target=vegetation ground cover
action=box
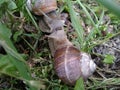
[0,0,120,90]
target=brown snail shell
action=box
[48,30,96,85]
[54,46,96,85]
[27,0,57,15]
[54,46,81,85]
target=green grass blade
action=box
[96,9,105,27]
[77,0,96,27]
[88,78,120,89]
[66,0,84,48]
[96,0,120,17]
[84,4,99,24]
[77,0,101,45]
[25,6,40,32]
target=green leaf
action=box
[0,24,30,79]
[63,85,69,90]
[8,0,17,10]
[28,80,46,90]
[74,78,85,90]
[103,54,115,64]
[0,54,20,77]
[0,23,16,51]
[13,30,23,42]
[0,23,12,38]
[0,23,37,90]
[0,0,6,5]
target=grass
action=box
[0,0,120,90]
[96,0,120,18]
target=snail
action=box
[26,0,57,15]
[48,30,96,85]
[27,0,64,33]
[27,0,96,85]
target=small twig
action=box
[96,70,107,79]
[90,31,120,49]
[22,37,36,53]
[103,43,120,53]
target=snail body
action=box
[27,0,57,15]
[26,0,96,85]
[48,30,96,85]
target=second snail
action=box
[27,0,57,15]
